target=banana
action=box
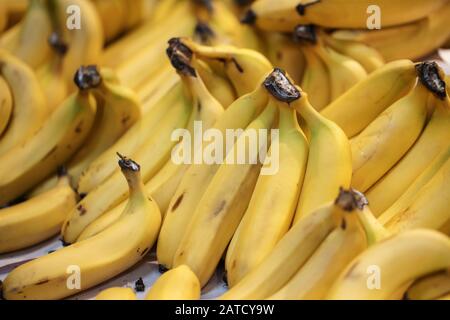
[173,101,277,286]
[381,150,450,233]
[321,31,384,74]
[2,155,161,300]
[321,59,418,138]
[95,287,137,300]
[0,74,12,136]
[367,87,450,215]
[0,51,48,154]
[312,41,367,102]
[50,0,103,90]
[145,265,201,300]
[265,32,305,85]
[351,73,432,192]
[243,0,448,31]
[379,146,450,226]
[275,70,352,223]
[36,34,69,113]
[77,82,184,195]
[31,68,142,195]
[332,2,450,62]
[176,38,273,96]
[268,189,367,300]
[220,192,348,299]
[0,170,77,254]
[4,0,52,68]
[157,85,268,270]
[405,271,450,300]
[62,87,191,244]
[0,2,7,33]
[91,0,126,43]
[225,98,308,287]
[0,66,97,206]
[327,229,450,300]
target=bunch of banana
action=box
[220,188,369,300]
[0,169,77,254]
[0,66,98,206]
[332,1,450,61]
[327,229,450,300]
[145,265,201,300]
[62,40,226,244]
[2,155,161,300]
[225,91,308,287]
[242,0,448,31]
[367,75,450,215]
[96,287,137,300]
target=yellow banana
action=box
[177,38,273,96]
[0,66,97,206]
[0,2,7,33]
[145,265,201,300]
[157,85,268,269]
[321,59,418,138]
[2,155,161,300]
[62,88,191,244]
[282,71,352,223]
[367,89,450,215]
[0,171,77,254]
[269,189,367,300]
[226,98,308,287]
[77,82,184,195]
[4,0,52,68]
[382,151,450,233]
[405,271,450,300]
[95,287,137,300]
[243,0,448,31]
[0,74,12,136]
[332,2,450,62]
[327,229,450,300]
[0,51,48,154]
[322,31,384,74]
[220,192,349,299]
[300,43,330,111]
[351,76,431,192]
[173,101,277,286]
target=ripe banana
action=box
[95,287,137,300]
[62,88,191,243]
[173,101,277,286]
[2,155,161,300]
[381,149,450,233]
[0,2,7,34]
[332,2,450,62]
[220,192,349,299]
[0,74,12,136]
[327,229,450,300]
[4,0,52,68]
[243,0,448,31]
[176,38,273,96]
[321,59,418,138]
[278,71,352,223]
[367,89,450,215]
[157,85,268,269]
[0,66,97,206]
[268,189,367,300]
[0,171,77,254]
[351,75,431,192]
[321,31,384,74]
[405,271,450,300]
[145,265,201,300]
[225,98,308,287]
[0,51,49,154]
[300,43,330,111]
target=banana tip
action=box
[416,62,447,100]
[117,153,140,172]
[263,68,301,103]
[241,9,256,24]
[166,38,196,77]
[74,65,102,91]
